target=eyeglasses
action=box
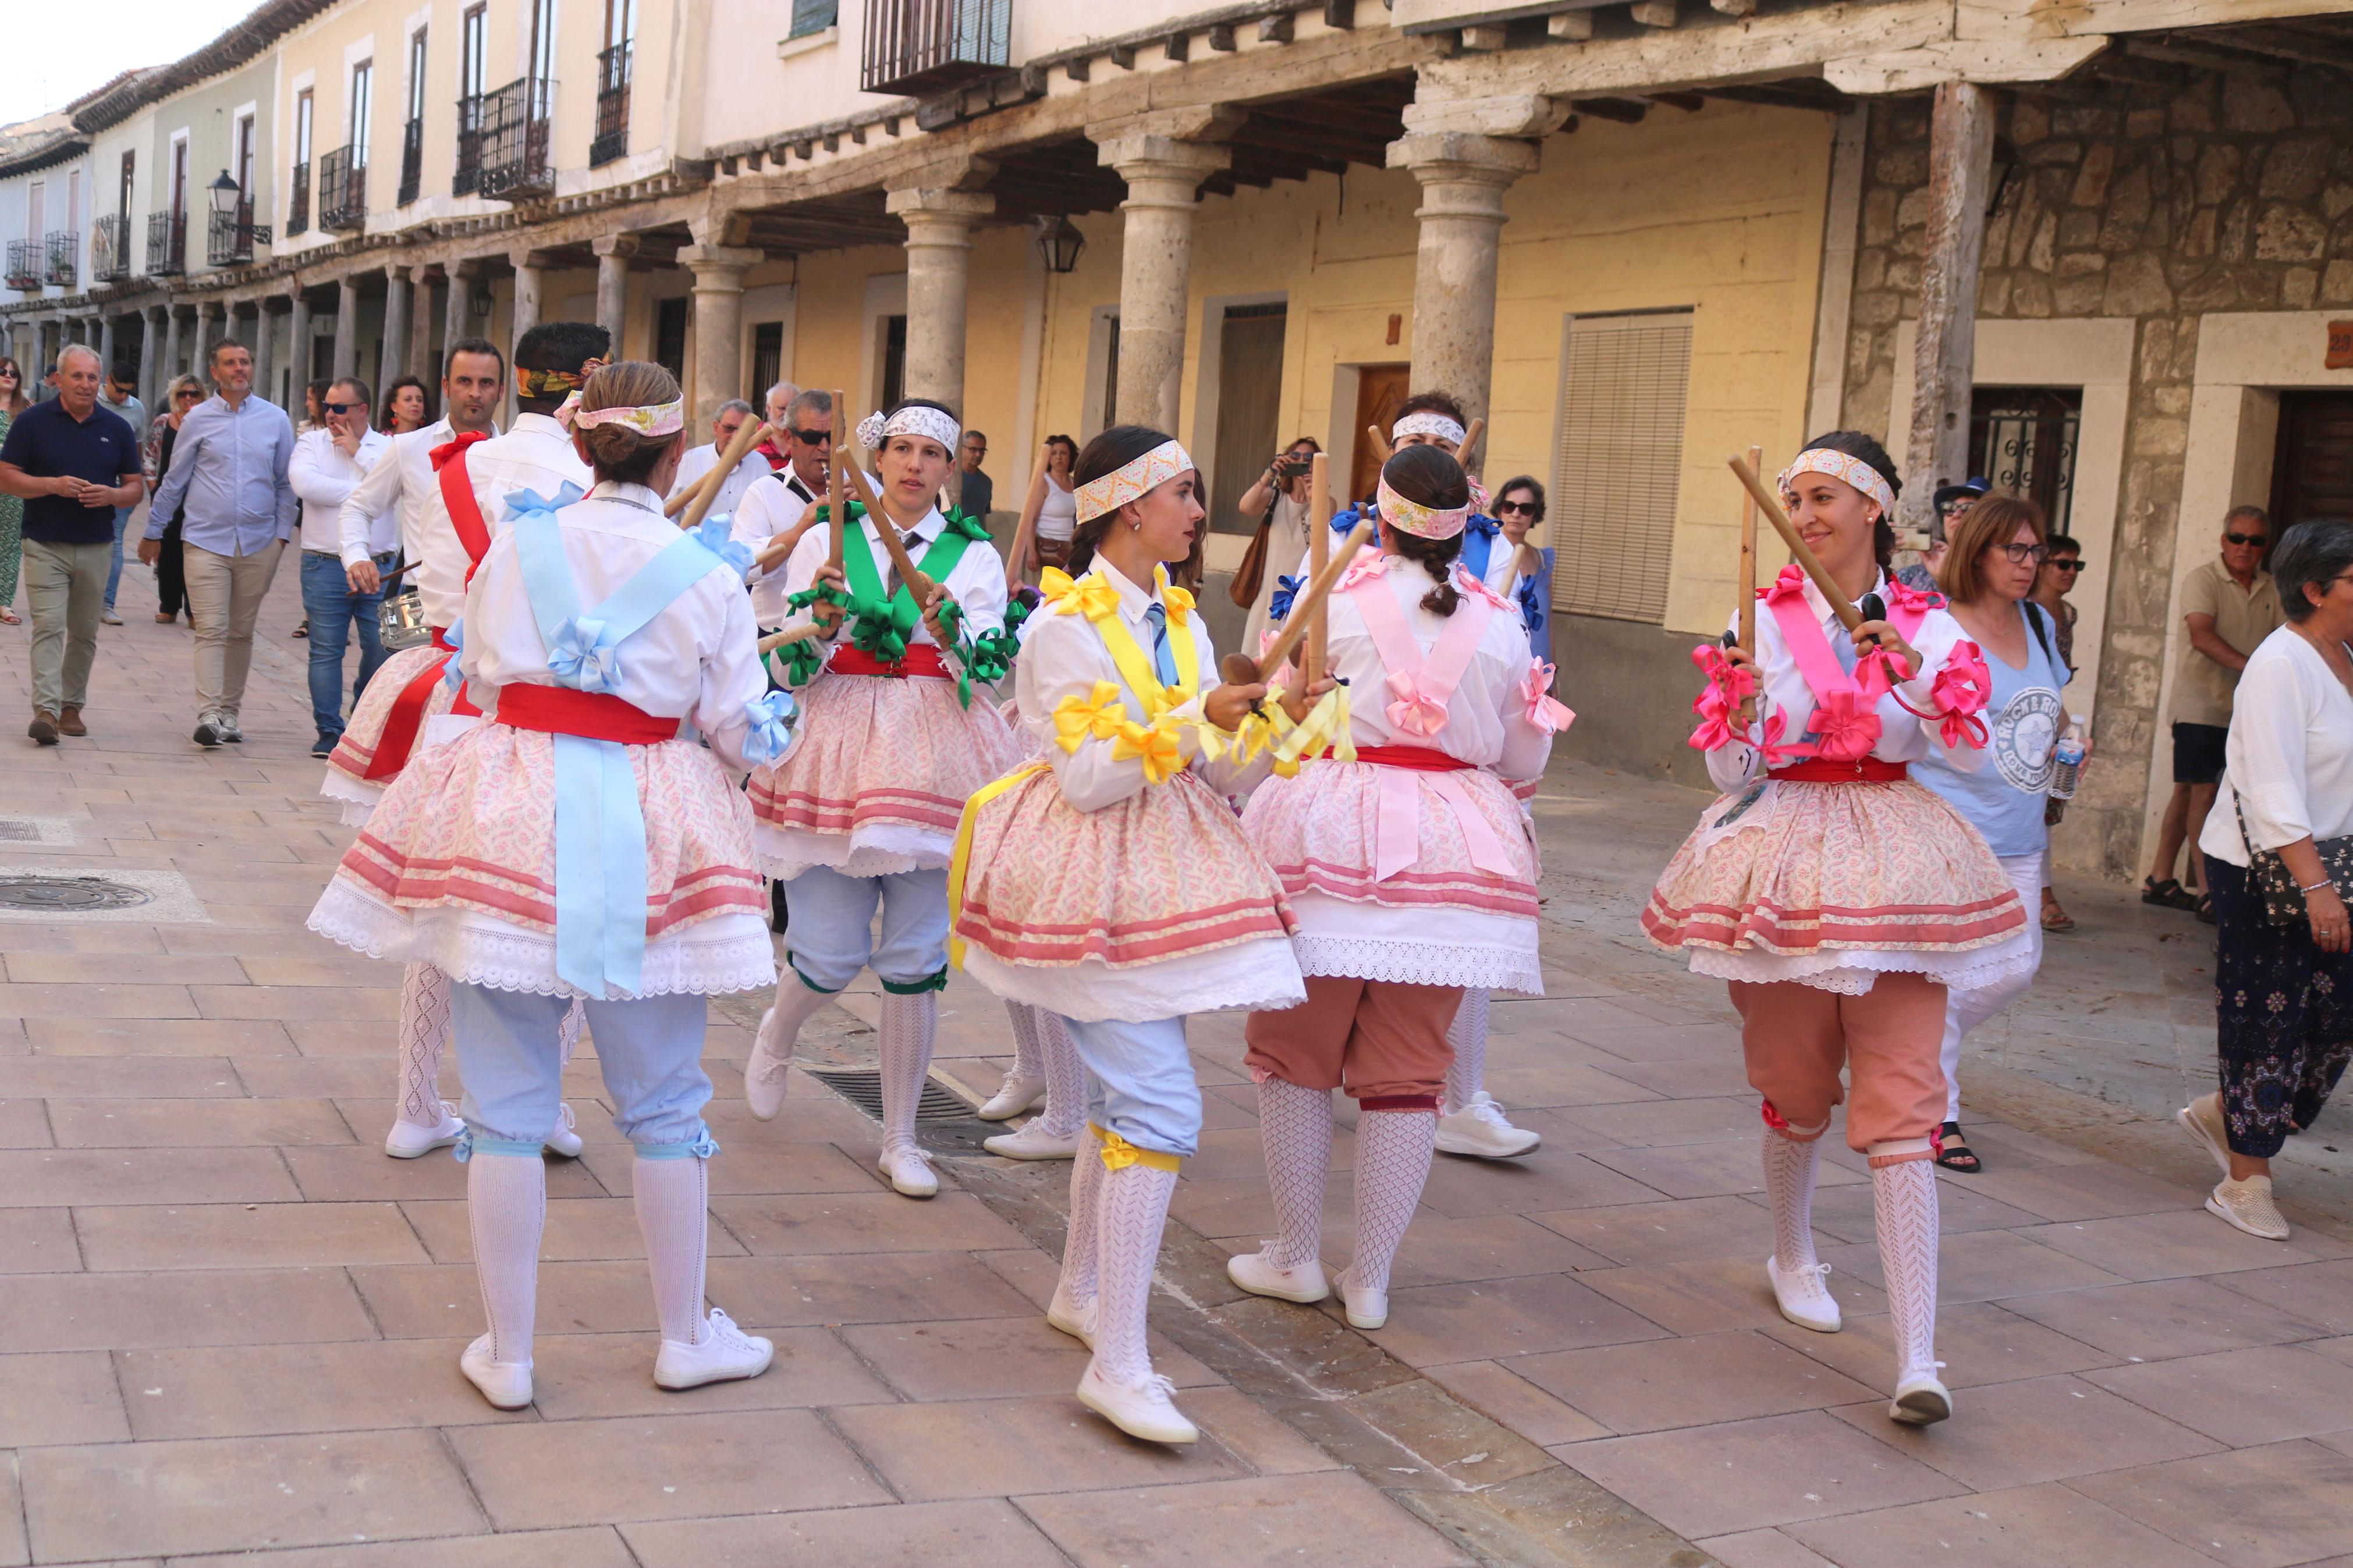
[1998,542,2050,565]
[2226,531,2268,547]
[789,427,830,445]
[1494,500,1538,517]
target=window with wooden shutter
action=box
[1549,309,1694,625]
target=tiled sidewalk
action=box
[1,560,2349,1567]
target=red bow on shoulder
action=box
[430,431,490,471]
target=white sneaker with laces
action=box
[654,1307,775,1390]
[460,1333,533,1409]
[744,1015,794,1121]
[1226,1249,1330,1304]
[1335,1267,1389,1331]
[543,1102,583,1158]
[1076,1364,1198,1445]
[879,1144,939,1198]
[978,1072,1048,1122]
[2208,1174,2291,1240]
[1890,1367,1953,1425]
[1765,1256,1842,1334]
[1434,1093,1541,1159]
[385,1101,465,1159]
[984,1119,1080,1160]
[1045,1286,1097,1348]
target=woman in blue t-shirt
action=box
[1914,494,2070,1174]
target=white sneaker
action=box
[1765,1256,1842,1334]
[2208,1174,2291,1240]
[1335,1267,1389,1331]
[1076,1364,1198,1445]
[1046,1286,1097,1349]
[2177,1093,2231,1178]
[654,1307,774,1390]
[984,1120,1080,1160]
[460,1333,533,1409]
[979,1072,1048,1121]
[1890,1368,1953,1426]
[385,1102,464,1159]
[1226,1248,1329,1304]
[744,1012,794,1121]
[543,1101,583,1159]
[879,1144,939,1198]
[1434,1093,1541,1160]
[217,713,244,742]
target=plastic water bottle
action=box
[2049,715,2087,801]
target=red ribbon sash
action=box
[494,683,680,744]
[1767,758,1909,783]
[1324,744,1474,772]
[828,644,950,680]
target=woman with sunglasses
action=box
[141,375,207,624]
[1912,494,2071,1175]
[0,358,26,624]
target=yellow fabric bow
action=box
[1160,579,1195,625]
[1052,681,1130,755]
[1040,567,1122,622]
[1112,716,1187,784]
[1095,1125,1181,1172]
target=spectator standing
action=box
[957,429,994,518]
[96,367,148,627]
[1236,437,1327,652]
[754,381,800,472]
[140,340,298,749]
[379,376,430,434]
[0,355,27,625]
[1013,433,1078,580]
[1895,475,1985,593]
[2032,532,2085,932]
[0,344,144,744]
[290,376,394,758]
[2145,506,2282,919]
[668,399,766,517]
[143,375,206,624]
[300,379,330,435]
[733,389,835,597]
[2180,520,2353,1242]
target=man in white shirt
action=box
[339,336,506,596]
[290,377,395,756]
[667,399,766,520]
[739,389,836,627]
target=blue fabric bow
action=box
[692,513,756,577]
[439,618,466,690]
[1268,573,1304,623]
[546,615,623,693]
[740,689,798,766]
[502,482,587,525]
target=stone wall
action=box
[1839,65,2353,877]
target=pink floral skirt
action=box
[320,643,468,823]
[1242,759,1541,919]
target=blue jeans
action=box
[450,983,715,1155]
[104,507,130,608]
[781,864,951,992]
[1059,1015,1202,1159]
[299,550,389,738]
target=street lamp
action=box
[207,169,272,254]
[1036,214,1086,275]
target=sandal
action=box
[0,607,18,625]
[2141,876,2200,912]
[2041,897,2076,933]
[1935,1122,1982,1174]
[2196,891,2217,926]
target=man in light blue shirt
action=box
[140,339,297,748]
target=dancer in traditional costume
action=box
[308,361,786,1409]
[321,324,606,1162]
[951,423,1311,1444]
[741,399,1021,1200]
[1642,431,2027,1427]
[1227,444,1564,1333]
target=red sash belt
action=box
[364,627,481,781]
[1322,744,1473,772]
[828,643,950,680]
[494,684,680,744]
[1768,758,1909,783]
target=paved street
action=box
[0,557,2349,1567]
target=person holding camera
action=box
[1237,438,1327,653]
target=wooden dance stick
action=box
[1220,514,1378,689]
[1458,416,1485,474]
[1304,453,1333,685]
[835,455,936,601]
[1364,424,1391,465]
[757,623,825,655]
[1736,443,1761,723]
[668,418,775,524]
[825,389,849,570]
[1727,453,1864,635]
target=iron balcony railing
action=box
[43,232,77,289]
[453,94,484,195]
[146,212,186,276]
[318,145,367,232]
[591,41,630,168]
[860,0,1010,96]
[399,116,424,205]
[478,76,555,200]
[286,160,311,235]
[207,201,256,267]
[3,239,38,291]
[91,214,129,282]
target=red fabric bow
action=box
[430,431,490,471]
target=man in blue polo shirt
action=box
[0,344,144,745]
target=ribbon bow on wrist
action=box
[740,689,798,765]
[1521,660,1576,733]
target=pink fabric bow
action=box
[1336,548,1390,592]
[1761,561,1813,608]
[1385,670,1453,737]
[1926,639,1993,748]
[1798,687,1884,762]
[1522,661,1576,733]
[1883,578,1947,618]
[1687,643,1755,752]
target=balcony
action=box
[479,77,555,201]
[399,116,424,205]
[286,161,311,236]
[43,232,77,289]
[453,95,483,195]
[146,212,186,277]
[207,201,256,267]
[591,42,630,168]
[860,0,1010,97]
[91,215,129,283]
[318,145,367,232]
[3,240,37,291]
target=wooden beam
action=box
[1463,24,1509,49]
[1651,90,1705,110]
[1209,23,1238,49]
[1165,31,1191,60]
[1324,0,1357,27]
[1630,1,1680,27]
[1548,10,1594,39]
[1064,55,1091,82]
[1422,0,1946,97]
[1259,13,1294,42]
[1571,96,1648,122]
[1110,42,1137,68]
[2126,37,2287,81]
[1710,0,1758,13]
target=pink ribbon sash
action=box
[1346,578,1511,883]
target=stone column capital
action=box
[1385,131,1543,187]
[1091,133,1233,189]
[677,244,762,285]
[507,247,560,273]
[385,262,411,282]
[1399,94,1574,141]
[885,187,997,223]
[591,233,644,259]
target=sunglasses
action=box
[2048,559,2085,572]
[1494,500,1539,517]
[324,401,363,415]
[789,427,831,444]
[2226,531,2268,547]
[175,390,203,400]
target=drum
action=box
[378,586,431,650]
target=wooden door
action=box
[1350,363,1409,503]
[2271,392,2353,529]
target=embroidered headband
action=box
[1074,439,1195,524]
[1779,447,1896,521]
[571,398,685,437]
[1376,475,1471,541]
[856,405,961,456]
[1392,411,1467,446]
[517,362,601,399]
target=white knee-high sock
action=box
[395,962,452,1130]
[1349,1110,1436,1295]
[634,1155,710,1347]
[467,1153,546,1366]
[757,975,833,1062]
[1256,1078,1333,1270]
[1762,1128,1824,1274]
[558,998,584,1068]
[1056,1127,1106,1306]
[1443,990,1491,1116]
[878,992,937,1158]
[1037,1011,1088,1140]
[1092,1161,1178,1386]
[1873,1157,1942,1382]
[1005,1001,1045,1082]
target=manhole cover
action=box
[0,876,153,912]
[803,1068,998,1154]
[0,821,39,842]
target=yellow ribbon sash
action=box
[946,758,1051,971]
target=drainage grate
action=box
[0,876,153,912]
[0,822,39,842]
[803,1069,1001,1154]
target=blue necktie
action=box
[1143,603,1178,687]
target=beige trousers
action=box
[182,539,286,720]
[22,538,109,715]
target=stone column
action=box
[138,305,165,406]
[1091,114,1236,431]
[251,300,276,408]
[676,241,762,426]
[161,308,184,386]
[1898,80,1996,541]
[509,249,546,357]
[1385,131,1541,431]
[196,301,226,377]
[886,185,995,412]
[332,275,360,380]
[36,321,59,389]
[443,261,477,362]
[592,236,636,353]
[381,265,411,385]
[409,269,436,388]
[288,291,313,389]
[98,315,118,380]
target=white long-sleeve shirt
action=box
[337,417,487,568]
[459,482,768,773]
[413,413,590,630]
[2201,625,2353,868]
[769,499,1008,663]
[740,468,824,626]
[668,442,771,521]
[291,427,394,555]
